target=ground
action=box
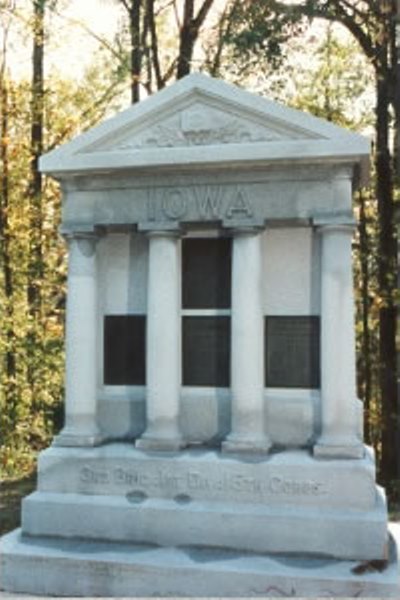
[0,472,36,537]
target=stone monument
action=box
[1,74,399,597]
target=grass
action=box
[0,470,37,536]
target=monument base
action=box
[1,525,399,597]
[18,444,388,561]
[21,488,388,560]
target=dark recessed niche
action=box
[182,316,230,387]
[182,238,232,309]
[265,316,320,389]
[104,315,146,385]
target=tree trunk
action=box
[146,0,164,90]
[176,0,215,79]
[129,0,142,103]
[177,0,195,79]
[358,190,372,444]
[28,0,45,314]
[375,67,399,486]
[393,0,400,180]
[0,60,17,420]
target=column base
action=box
[53,429,103,448]
[314,439,365,459]
[221,435,272,455]
[135,435,184,452]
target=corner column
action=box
[222,228,271,454]
[136,229,183,451]
[314,224,364,458]
[53,232,102,447]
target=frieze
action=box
[62,179,347,231]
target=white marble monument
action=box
[1,74,399,597]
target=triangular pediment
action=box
[40,73,369,175]
[82,95,324,154]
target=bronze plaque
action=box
[104,315,146,385]
[183,316,230,387]
[182,238,232,309]
[265,316,320,388]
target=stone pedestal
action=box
[1,445,399,597]
[9,444,387,560]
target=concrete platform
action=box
[1,524,399,597]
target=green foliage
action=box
[0,46,128,478]
[0,76,65,477]
[204,0,306,81]
[285,27,374,131]
[223,0,304,68]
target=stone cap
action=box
[40,73,370,183]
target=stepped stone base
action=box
[1,526,399,597]
[19,443,388,560]
[22,489,388,560]
[1,443,396,597]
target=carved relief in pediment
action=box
[107,102,314,152]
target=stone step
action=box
[22,488,388,560]
[1,527,399,597]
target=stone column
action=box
[53,232,102,447]
[222,228,271,454]
[314,224,364,458]
[136,230,183,451]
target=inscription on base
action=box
[79,466,328,498]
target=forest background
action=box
[0,0,399,529]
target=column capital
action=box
[313,216,356,233]
[63,230,102,256]
[230,225,265,237]
[61,227,101,240]
[138,221,183,236]
[64,232,101,278]
[145,228,183,239]
[222,217,266,233]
